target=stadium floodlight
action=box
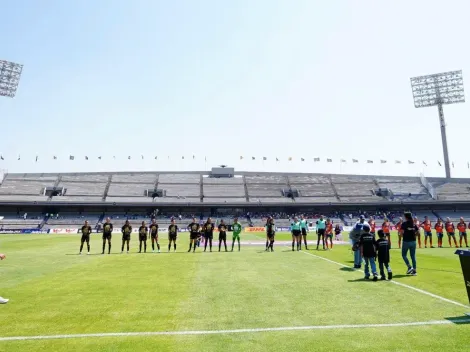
[410,70,465,179]
[0,60,23,98]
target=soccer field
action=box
[1,232,470,352]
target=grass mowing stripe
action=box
[298,249,470,309]
[1,319,469,342]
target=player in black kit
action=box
[79,220,92,255]
[203,217,214,252]
[138,221,148,253]
[149,219,160,253]
[102,218,113,254]
[188,217,200,253]
[218,219,228,252]
[266,217,276,252]
[168,219,178,252]
[121,220,132,254]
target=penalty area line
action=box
[298,250,470,309]
[1,319,469,342]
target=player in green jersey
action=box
[300,215,309,250]
[231,217,242,251]
[291,217,302,251]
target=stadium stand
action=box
[432,182,470,201]
[107,183,154,197]
[0,179,51,195]
[58,182,107,196]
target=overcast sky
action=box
[1,0,470,178]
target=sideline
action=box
[1,319,469,342]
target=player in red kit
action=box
[434,219,444,248]
[413,217,422,248]
[395,217,403,249]
[369,217,376,238]
[382,218,391,247]
[445,218,458,248]
[421,216,434,248]
[457,217,468,248]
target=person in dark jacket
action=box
[376,230,392,280]
[358,223,378,281]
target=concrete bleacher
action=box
[249,197,294,203]
[159,183,200,197]
[0,180,51,195]
[107,183,154,197]
[245,175,288,184]
[294,183,335,197]
[203,184,245,197]
[432,182,470,201]
[61,174,109,182]
[380,182,427,194]
[105,196,153,203]
[158,174,200,184]
[52,196,103,202]
[0,195,49,202]
[5,174,58,181]
[0,213,43,229]
[203,197,246,203]
[295,196,338,203]
[246,184,282,197]
[59,182,107,196]
[112,173,157,183]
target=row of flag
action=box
[0,154,468,168]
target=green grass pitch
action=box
[1,231,470,351]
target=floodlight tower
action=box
[410,70,465,179]
[0,60,23,98]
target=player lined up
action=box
[81,217,246,254]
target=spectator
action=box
[401,212,419,276]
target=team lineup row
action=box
[78,217,244,254]
[75,215,470,255]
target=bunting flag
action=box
[240,156,243,160]
[452,162,455,168]
[288,157,292,161]
[36,156,38,162]
[352,159,358,163]
[263,157,267,161]
[98,156,102,160]
[113,156,116,159]
[128,156,131,160]
[141,155,144,160]
[252,157,255,160]
[395,160,401,164]
[408,160,415,164]
[422,161,427,166]
[341,159,346,163]
[276,158,279,162]
[0,155,4,160]
[18,155,21,161]
[380,160,387,164]
[327,158,332,163]
[367,160,373,164]
[205,156,207,161]
[301,158,305,162]
[193,155,195,160]
[85,156,89,160]
[467,162,469,169]
[53,156,57,160]
[314,157,320,162]
[69,155,74,161]
[438,161,442,166]
[154,156,157,160]
[182,156,184,160]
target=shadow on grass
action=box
[340,267,356,272]
[445,316,470,325]
[347,278,380,283]
[391,274,414,279]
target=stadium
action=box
[3,1,470,351]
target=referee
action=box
[316,215,326,250]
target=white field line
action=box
[298,250,470,309]
[1,319,469,342]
